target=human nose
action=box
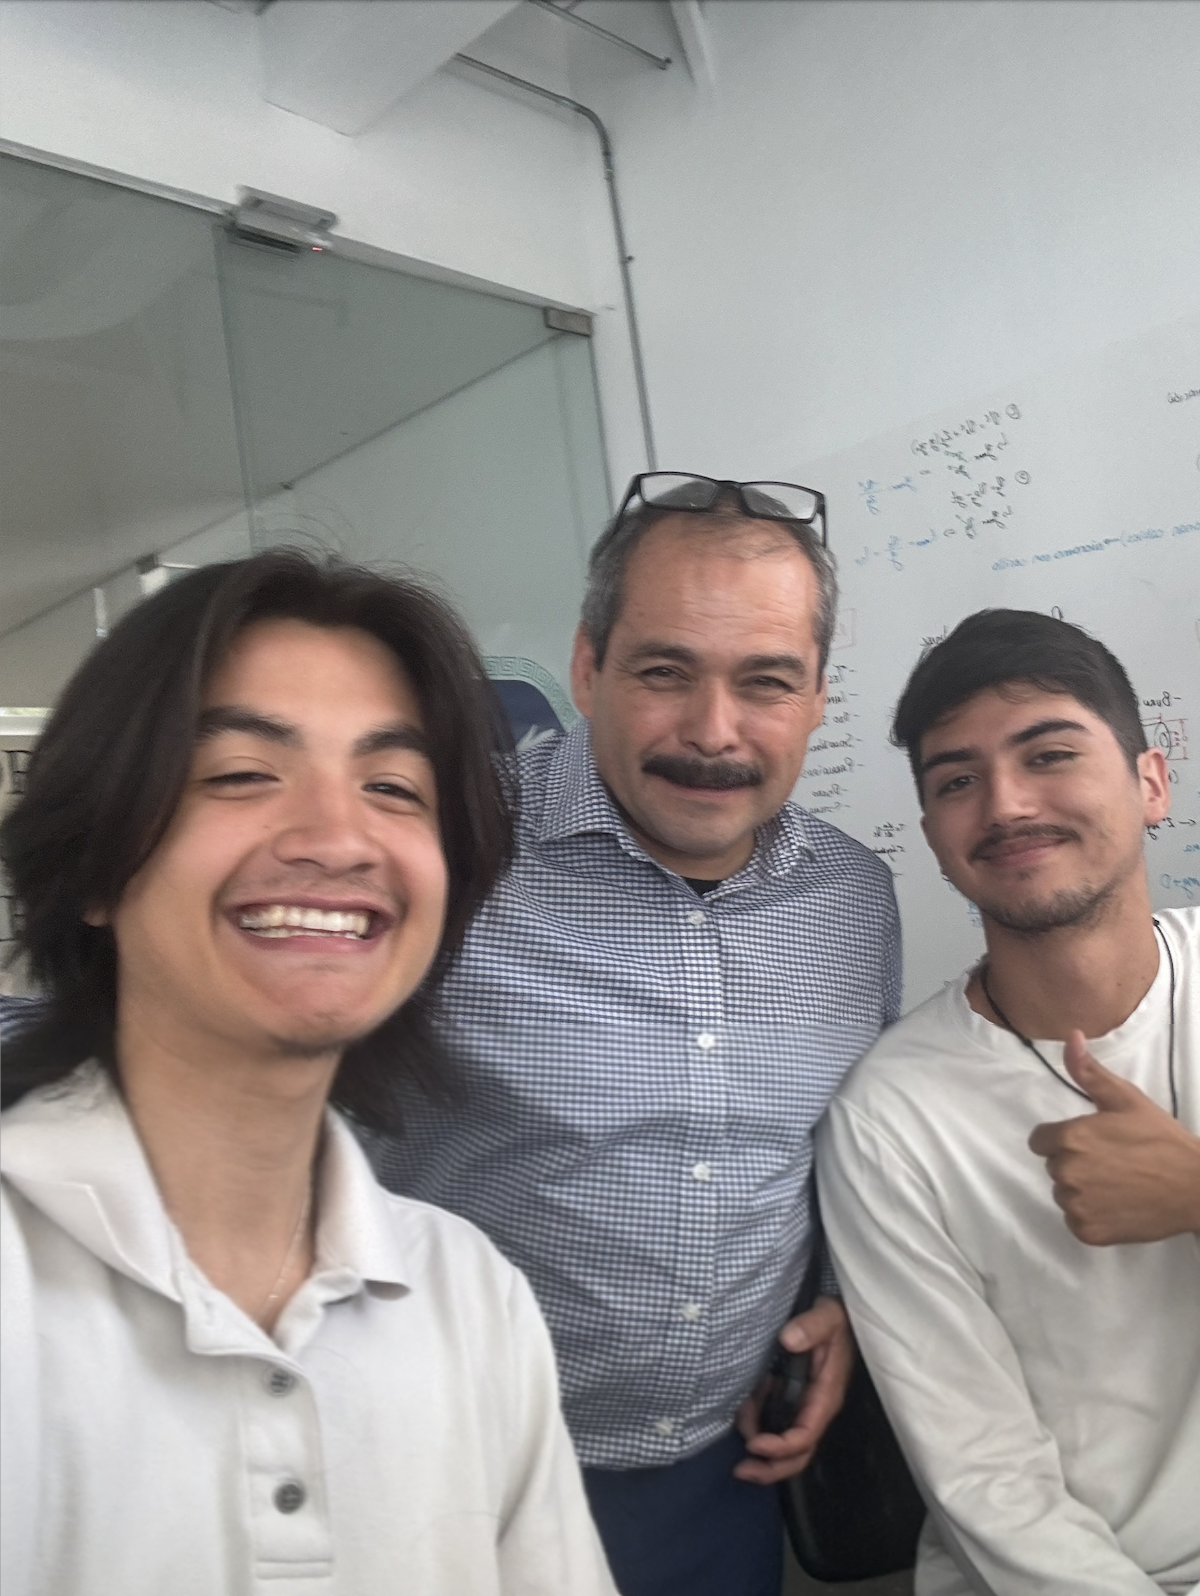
[981,761,1040,828]
[678,681,740,757]
[272,770,381,875]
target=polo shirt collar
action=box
[535,718,815,881]
[1,1065,410,1306]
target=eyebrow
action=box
[196,706,429,760]
[919,717,1092,776]
[741,653,808,679]
[196,706,298,746]
[624,643,808,678]
[352,721,430,759]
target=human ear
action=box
[1137,747,1170,826]
[570,626,599,720]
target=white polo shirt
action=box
[0,1066,616,1596]
[818,907,1200,1596]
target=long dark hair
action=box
[0,551,515,1130]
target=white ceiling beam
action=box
[259,0,523,136]
[669,0,715,88]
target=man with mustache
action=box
[377,475,901,1596]
[818,609,1200,1595]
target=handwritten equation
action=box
[852,405,1031,572]
[798,661,862,818]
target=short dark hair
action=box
[580,487,839,677]
[0,551,515,1130]
[892,608,1147,798]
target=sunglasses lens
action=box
[638,473,718,510]
[742,483,821,522]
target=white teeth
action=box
[238,906,372,938]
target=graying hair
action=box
[580,487,839,676]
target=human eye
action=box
[1029,747,1078,768]
[199,766,278,794]
[743,674,795,697]
[363,779,425,805]
[933,771,975,798]
[637,665,685,687]
[362,760,434,810]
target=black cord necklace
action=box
[978,918,1179,1117]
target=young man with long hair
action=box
[0,553,615,1596]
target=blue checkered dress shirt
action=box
[375,720,901,1469]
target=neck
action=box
[116,1008,337,1329]
[968,883,1160,1041]
[635,827,752,881]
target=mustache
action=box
[641,754,764,790]
[969,824,1080,863]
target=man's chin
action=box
[976,880,1116,936]
[263,1009,395,1060]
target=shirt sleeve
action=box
[816,1099,1164,1596]
[879,877,903,1026]
[496,1264,617,1596]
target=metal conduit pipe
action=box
[454,52,658,471]
[526,1,672,71]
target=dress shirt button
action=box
[687,909,706,927]
[264,1367,296,1397]
[681,1301,702,1322]
[274,1481,306,1514]
[654,1418,677,1436]
[696,1032,717,1050]
[690,1162,712,1182]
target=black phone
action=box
[759,1343,810,1435]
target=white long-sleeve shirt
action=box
[817,906,1200,1596]
[0,1066,616,1596]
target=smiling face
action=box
[571,517,828,879]
[106,619,448,1067]
[917,684,1169,934]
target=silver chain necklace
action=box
[255,1180,315,1329]
[979,918,1179,1118]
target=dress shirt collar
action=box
[1,1064,411,1314]
[536,717,815,883]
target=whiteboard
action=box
[793,314,1200,1009]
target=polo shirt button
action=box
[274,1481,306,1514]
[696,1032,717,1050]
[654,1418,676,1436]
[681,1301,702,1322]
[691,1162,712,1181]
[264,1367,296,1397]
[687,909,706,927]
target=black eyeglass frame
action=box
[615,472,828,548]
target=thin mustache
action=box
[641,754,764,790]
[970,824,1079,862]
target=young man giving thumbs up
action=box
[817,610,1200,1596]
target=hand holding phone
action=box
[759,1341,810,1434]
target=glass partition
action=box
[0,155,250,705]
[216,231,608,699]
[0,151,610,724]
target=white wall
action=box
[0,0,595,309]
[4,0,1198,602]
[567,0,1200,477]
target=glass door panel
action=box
[215,234,610,710]
[0,155,250,706]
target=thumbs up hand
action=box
[1027,1032,1200,1245]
